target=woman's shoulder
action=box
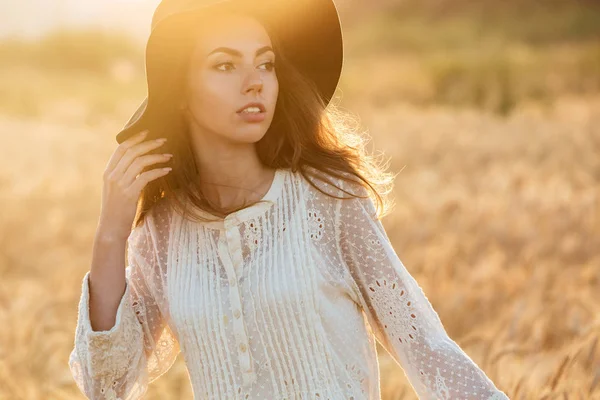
[128,197,173,250]
[297,166,369,200]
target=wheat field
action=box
[1,1,599,399]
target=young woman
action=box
[68,0,510,399]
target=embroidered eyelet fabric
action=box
[69,167,509,400]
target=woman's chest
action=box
[164,213,341,335]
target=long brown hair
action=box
[132,14,396,229]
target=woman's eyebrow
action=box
[207,45,274,58]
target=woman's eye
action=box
[214,61,275,72]
[259,61,275,71]
[215,62,234,71]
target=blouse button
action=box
[239,343,247,352]
[229,278,237,286]
[233,309,241,318]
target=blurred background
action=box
[1,0,599,398]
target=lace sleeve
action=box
[68,219,180,400]
[335,186,509,400]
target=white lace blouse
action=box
[69,167,509,400]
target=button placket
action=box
[218,222,257,386]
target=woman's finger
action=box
[127,167,173,195]
[121,152,173,187]
[109,137,168,182]
[104,130,149,176]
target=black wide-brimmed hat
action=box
[115,0,344,144]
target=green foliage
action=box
[340,0,600,114]
[0,29,144,74]
[428,52,515,115]
[0,29,146,119]
[347,0,600,55]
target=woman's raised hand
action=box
[98,130,173,242]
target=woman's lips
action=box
[237,110,266,123]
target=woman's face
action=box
[183,12,279,145]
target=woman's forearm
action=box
[87,229,128,332]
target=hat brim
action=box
[115,0,343,144]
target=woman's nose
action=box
[242,68,263,94]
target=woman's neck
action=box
[197,165,277,212]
